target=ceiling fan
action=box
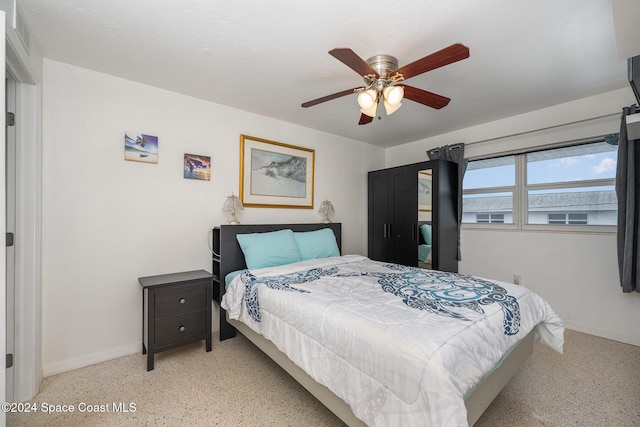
[301,43,470,125]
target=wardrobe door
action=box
[390,166,418,266]
[368,169,391,262]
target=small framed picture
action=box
[184,153,211,181]
[124,132,158,163]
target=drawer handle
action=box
[179,326,186,332]
[179,298,186,304]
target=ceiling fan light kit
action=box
[301,44,470,125]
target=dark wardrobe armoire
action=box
[367,159,458,272]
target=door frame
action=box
[3,17,42,402]
[5,72,15,403]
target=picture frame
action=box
[124,132,158,164]
[240,135,315,209]
[183,153,211,181]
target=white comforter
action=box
[222,255,564,426]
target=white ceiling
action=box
[21,0,630,148]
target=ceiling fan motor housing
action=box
[366,54,398,78]
[364,55,400,91]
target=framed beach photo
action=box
[239,135,314,208]
[124,132,158,163]
[184,153,211,181]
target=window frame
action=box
[462,139,617,234]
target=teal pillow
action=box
[420,224,432,245]
[236,229,302,269]
[294,228,340,260]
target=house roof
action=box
[464,190,617,212]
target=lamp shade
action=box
[384,99,402,115]
[222,194,243,224]
[318,200,335,223]
[360,100,378,118]
[357,89,378,109]
[383,85,404,106]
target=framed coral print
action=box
[239,135,314,208]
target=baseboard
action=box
[564,323,640,347]
[42,342,141,377]
[42,330,224,377]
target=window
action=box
[526,142,617,226]
[463,140,617,228]
[462,157,515,224]
[548,213,588,225]
[477,213,505,223]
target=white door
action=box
[0,10,8,422]
[5,74,15,403]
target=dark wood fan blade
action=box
[358,113,374,125]
[402,85,451,109]
[389,43,469,81]
[301,87,363,108]
[329,48,378,77]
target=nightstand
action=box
[139,270,212,371]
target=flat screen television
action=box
[629,55,640,105]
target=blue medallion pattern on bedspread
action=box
[376,264,520,335]
[242,263,520,335]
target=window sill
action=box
[462,223,616,235]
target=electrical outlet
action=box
[513,274,521,285]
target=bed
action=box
[215,223,564,426]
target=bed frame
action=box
[215,223,533,426]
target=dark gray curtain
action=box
[616,105,640,293]
[427,143,466,260]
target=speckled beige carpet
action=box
[7,329,640,426]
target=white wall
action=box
[41,60,384,375]
[386,88,640,346]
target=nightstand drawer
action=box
[154,311,208,347]
[154,283,207,318]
